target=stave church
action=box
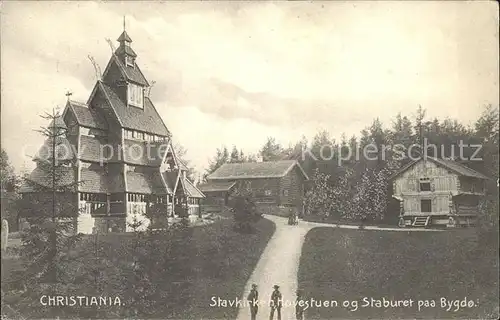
[19,26,205,233]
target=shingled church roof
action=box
[67,100,108,130]
[98,82,169,136]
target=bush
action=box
[231,191,261,233]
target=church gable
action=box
[99,82,170,136]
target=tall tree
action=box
[0,148,19,192]
[474,104,499,230]
[244,153,258,163]
[0,148,20,229]
[413,105,427,152]
[259,137,284,161]
[18,110,82,285]
[229,145,241,163]
[206,146,229,176]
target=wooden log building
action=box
[200,160,308,216]
[391,157,490,228]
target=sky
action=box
[1,1,498,175]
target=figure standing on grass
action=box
[295,289,305,320]
[269,285,282,320]
[247,283,259,320]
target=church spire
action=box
[115,16,137,63]
[117,16,133,47]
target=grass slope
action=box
[298,227,499,319]
[182,217,276,319]
[1,216,276,319]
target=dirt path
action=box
[236,215,441,320]
[236,215,310,320]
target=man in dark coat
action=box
[269,285,282,320]
[295,289,305,320]
[247,284,259,320]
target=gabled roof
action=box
[176,157,189,171]
[67,100,108,130]
[207,160,309,180]
[49,116,67,130]
[431,157,490,180]
[198,181,237,193]
[98,82,170,136]
[389,157,490,180]
[162,170,179,194]
[120,59,147,86]
[104,54,148,86]
[181,177,205,198]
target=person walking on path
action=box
[247,284,259,320]
[269,285,283,320]
[295,289,305,320]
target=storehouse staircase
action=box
[412,216,430,227]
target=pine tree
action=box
[206,146,229,176]
[15,109,83,317]
[260,137,284,161]
[230,145,240,163]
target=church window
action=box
[80,127,91,136]
[125,56,134,67]
[128,83,144,109]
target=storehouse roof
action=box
[389,157,490,180]
[207,160,309,180]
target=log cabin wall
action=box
[279,166,304,208]
[394,160,459,194]
[394,160,458,215]
[238,178,281,204]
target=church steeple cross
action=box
[65,91,73,101]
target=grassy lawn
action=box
[298,227,499,319]
[179,216,276,319]
[1,215,276,319]
[301,214,400,228]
